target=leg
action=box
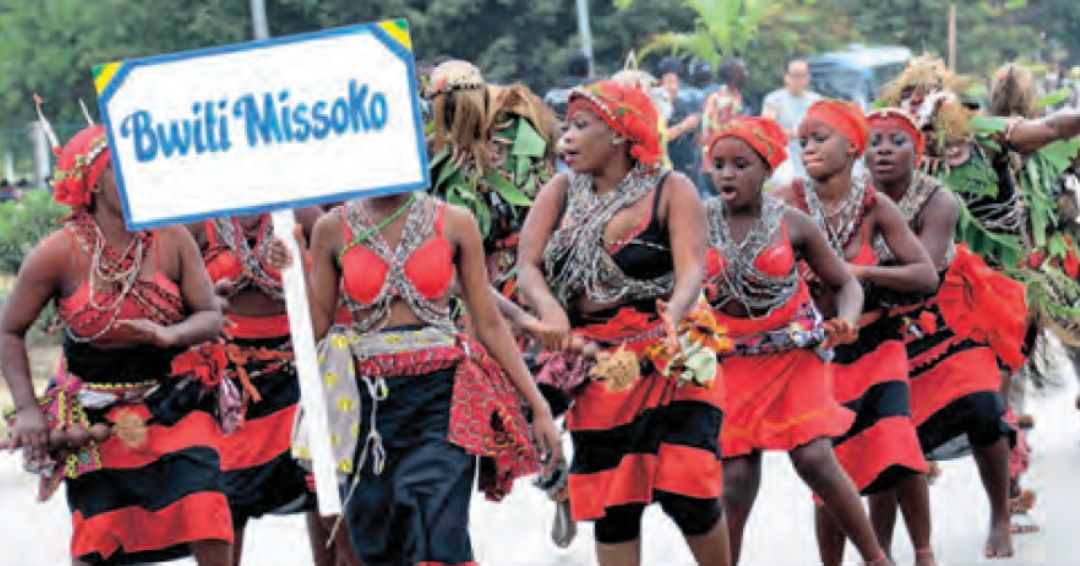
[656,491,730,566]
[867,490,898,554]
[721,452,762,563]
[814,503,847,566]
[306,512,332,566]
[684,515,732,566]
[789,439,887,564]
[893,474,936,566]
[231,523,245,566]
[192,539,233,566]
[594,504,645,566]
[973,437,1013,558]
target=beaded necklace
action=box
[211,214,283,300]
[542,165,673,308]
[873,172,943,263]
[707,196,799,318]
[802,171,870,257]
[64,212,183,343]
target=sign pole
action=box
[249,0,341,516]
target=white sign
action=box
[95,19,428,229]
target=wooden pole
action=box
[948,4,957,70]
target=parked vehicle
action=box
[809,45,912,109]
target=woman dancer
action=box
[865,108,1030,559]
[1,124,230,565]
[188,210,356,566]
[779,101,939,566]
[704,116,891,566]
[518,80,730,565]
[280,186,561,565]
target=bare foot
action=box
[914,548,938,566]
[984,520,1014,559]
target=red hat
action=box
[51,125,111,208]
[568,80,662,166]
[706,116,789,171]
[802,99,870,156]
[866,108,925,166]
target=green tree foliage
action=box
[0,0,1073,133]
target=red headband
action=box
[51,124,111,208]
[568,80,661,166]
[706,116,789,171]
[802,99,870,156]
[867,108,925,166]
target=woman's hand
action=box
[4,408,47,455]
[822,318,858,349]
[534,309,571,352]
[531,405,564,478]
[847,263,869,279]
[657,299,679,354]
[117,319,179,348]
[266,226,312,271]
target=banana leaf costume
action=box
[428,84,557,296]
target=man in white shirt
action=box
[762,58,821,183]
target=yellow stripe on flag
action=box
[94,62,122,95]
[377,19,412,52]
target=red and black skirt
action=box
[891,246,1026,459]
[557,307,725,523]
[219,313,312,527]
[830,312,927,494]
[713,286,854,458]
[51,340,233,564]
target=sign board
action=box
[94,19,428,229]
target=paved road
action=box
[3,368,1078,565]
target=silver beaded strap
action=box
[542,165,673,308]
[339,194,453,332]
[706,196,800,318]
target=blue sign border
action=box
[97,22,430,230]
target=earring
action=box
[612,137,625,146]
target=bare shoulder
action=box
[768,181,797,205]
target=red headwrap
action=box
[567,80,661,166]
[51,125,111,208]
[802,100,870,157]
[866,108,925,166]
[705,116,789,171]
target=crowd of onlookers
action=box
[0,178,29,203]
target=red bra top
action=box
[705,223,796,280]
[847,224,878,267]
[59,271,184,344]
[202,216,282,285]
[338,202,455,305]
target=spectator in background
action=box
[0,179,13,202]
[1043,53,1079,112]
[688,58,719,101]
[701,57,749,141]
[657,57,703,185]
[762,58,821,183]
[543,53,591,120]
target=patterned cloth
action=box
[293,325,538,500]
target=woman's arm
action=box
[786,208,863,326]
[853,197,938,293]
[121,227,223,346]
[304,214,344,341]
[914,189,961,271]
[516,173,571,350]
[447,206,563,470]
[0,232,66,450]
[659,172,706,324]
[1006,110,1080,154]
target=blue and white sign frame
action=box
[94,19,429,230]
